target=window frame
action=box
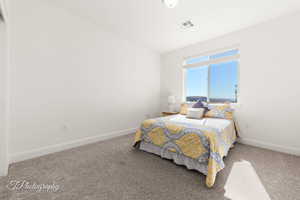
[183,47,240,104]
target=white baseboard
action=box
[0,162,8,177]
[238,138,300,156]
[0,147,8,177]
[10,130,298,165]
[10,128,137,164]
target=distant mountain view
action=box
[186,96,236,103]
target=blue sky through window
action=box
[186,51,239,102]
[210,61,238,100]
[186,56,209,65]
[186,66,208,97]
[210,49,239,59]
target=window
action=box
[184,48,239,103]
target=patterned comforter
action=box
[133,115,237,187]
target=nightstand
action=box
[162,111,180,116]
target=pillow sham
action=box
[204,104,233,120]
[180,103,189,115]
[186,108,205,119]
[180,102,196,115]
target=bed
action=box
[133,114,237,187]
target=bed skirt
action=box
[139,141,208,175]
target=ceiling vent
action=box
[182,20,194,29]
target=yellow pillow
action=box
[180,103,188,115]
[204,104,233,120]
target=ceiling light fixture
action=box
[182,20,194,29]
[162,0,179,8]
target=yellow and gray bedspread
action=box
[134,115,237,187]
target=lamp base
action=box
[168,105,174,112]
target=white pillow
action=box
[186,108,205,119]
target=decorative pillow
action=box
[192,100,209,112]
[192,100,204,108]
[186,108,205,119]
[204,104,233,119]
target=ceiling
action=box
[49,0,300,53]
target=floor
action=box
[0,134,299,200]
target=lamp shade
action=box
[162,0,179,8]
[168,96,176,104]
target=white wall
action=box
[0,21,8,175]
[8,0,160,160]
[161,11,300,155]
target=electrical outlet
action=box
[243,123,249,129]
[61,124,69,132]
[145,114,151,119]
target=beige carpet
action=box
[0,134,299,200]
